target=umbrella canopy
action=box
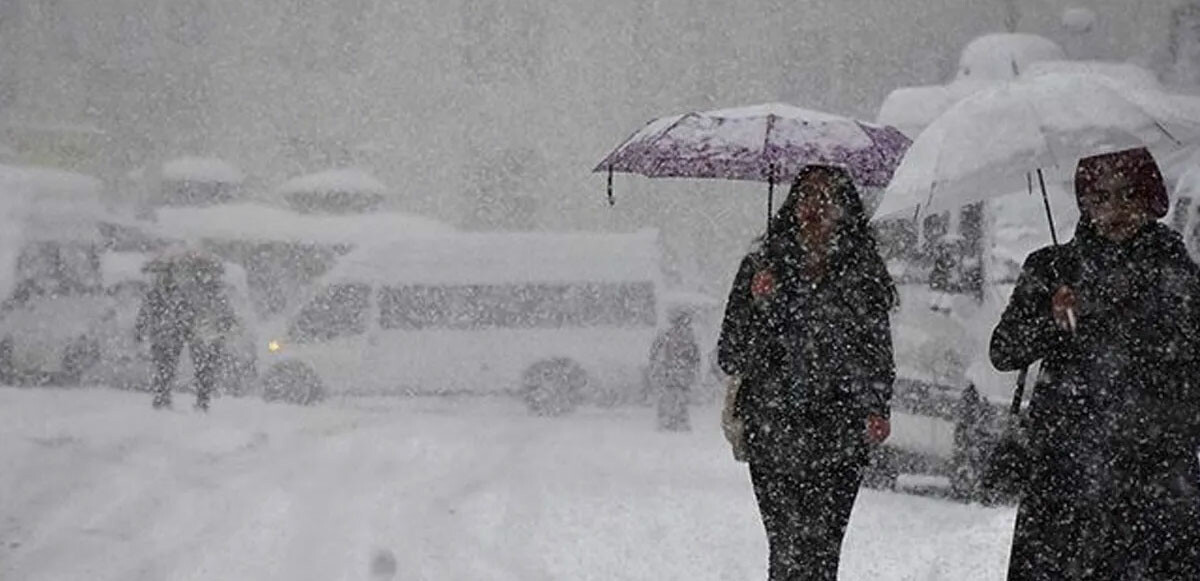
[874,73,1200,221]
[595,103,911,190]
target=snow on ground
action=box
[0,387,1014,581]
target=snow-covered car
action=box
[0,165,112,386]
[157,156,245,206]
[257,230,665,413]
[0,240,109,385]
[87,252,259,394]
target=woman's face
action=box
[1077,172,1152,242]
[793,173,844,250]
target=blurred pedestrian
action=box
[648,309,700,431]
[135,252,236,411]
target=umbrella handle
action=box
[1036,169,1059,246]
[607,166,615,206]
[767,163,776,233]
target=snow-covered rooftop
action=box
[150,203,454,246]
[326,230,661,286]
[956,33,1066,81]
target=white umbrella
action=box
[873,73,1200,241]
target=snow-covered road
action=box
[0,388,1014,580]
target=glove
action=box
[721,377,748,462]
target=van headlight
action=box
[268,340,282,353]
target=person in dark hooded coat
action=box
[991,147,1200,581]
[717,165,896,581]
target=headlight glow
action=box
[268,340,282,353]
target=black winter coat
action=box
[991,221,1200,580]
[136,276,236,345]
[718,248,895,472]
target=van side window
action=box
[378,282,656,330]
[288,283,370,342]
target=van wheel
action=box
[261,360,325,405]
[862,446,899,490]
[521,358,587,416]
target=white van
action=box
[257,230,664,412]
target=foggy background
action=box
[0,1,1187,292]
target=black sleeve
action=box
[717,254,759,377]
[855,291,895,418]
[1186,274,1200,448]
[990,247,1070,372]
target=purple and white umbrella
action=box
[594,103,911,217]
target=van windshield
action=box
[287,283,370,342]
[378,282,656,330]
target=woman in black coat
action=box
[991,147,1200,580]
[718,165,897,581]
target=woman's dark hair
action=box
[756,165,898,309]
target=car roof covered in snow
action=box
[276,168,387,195]
[956,33,1065,81]
[160,157,244,184]
[149,203,454,246]
[325,230,662,286]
